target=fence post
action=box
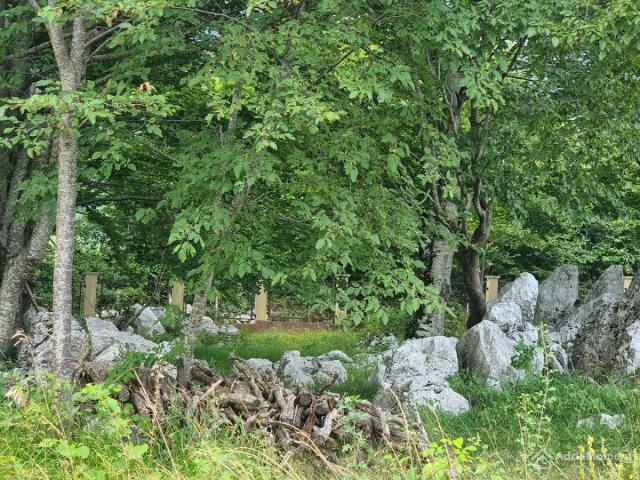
[485,275,500,302]
[83,272,97,317]
[255,287,268,321]
[170,282,185,311]
[624,276,634,290]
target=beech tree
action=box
[0,0,173,375]
[352,0,640,331]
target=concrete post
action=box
[83,272,97,317]
[624,276,634,290]
[170,282,185,311]
[485,275,500,302]
[255,287,268,321]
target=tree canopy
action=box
[0,0,639,373]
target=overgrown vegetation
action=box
[2,363,640,479]
[1,0,640,478]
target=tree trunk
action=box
[0,143,56,355]
[459,177,492,329]
[177,274,213,386]
[458,246,486,329]
[416,237,454,337]
[40,9,86,380]
[0,212,55,354]
[51,117,79,380]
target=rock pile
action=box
[457,272,546,389]
[457,265,640,387]
[245,350,352,388]
[373,336,470,415]
[18,308,87,374]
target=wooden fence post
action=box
[485,275,500,302]
[170,282,185,311]
[83,272,97,317]
[255,287,268,321]
[624,276,634,290]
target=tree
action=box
[155,1,435,383]
[1,0,173,375]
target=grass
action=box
[420,371,640,478]
[194,329,365,374]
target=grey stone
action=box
[484,300,523,334]
[312,359,347,384]
[408,385,470,415]
[246,358,274,373]
[488,272,538,325]
[19,310,88,374]
[577,414,625,429]
[218,324,239,336]
[318,350,353,364]
[621,321,640,374]
[235,313,252,323]
[199,316,220,335]
[278,351,315,387]
[374,336,468,415]
[535,265,579,325]
[384,337,459,388]
[359,334,399,351]
[458,321,531,389]
[132,304,165,336]
[556,293,620,345]
[548,342,569,372]
[557,266,625,346]
[150,307,166,319]
[584,265,624,304]
[276,350,348,387]
[86,317,158,378]
[572,270,639,374]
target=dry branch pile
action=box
[116,355,413,451]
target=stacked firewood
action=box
[121,355,411,451]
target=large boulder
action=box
[484,300,524,334]
[18,308,87,374]
[374,336,469,415]
[535,265,579,326]
[86,317,158,378]
[577,414,625,429]
[572,271,639,375]
[551,266,625,347]
[584,265,625,304]
[317,350,354,364]
[245,358,275,373]
[132,304,165,336]
[218,324,239,336]
[457,320,542,389]
[553,293,620,346]
[199,316,220,335]
[487,273,538,325]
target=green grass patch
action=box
[194,328,365,374]
[420,371,640,477]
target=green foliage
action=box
[511,341,539,373]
